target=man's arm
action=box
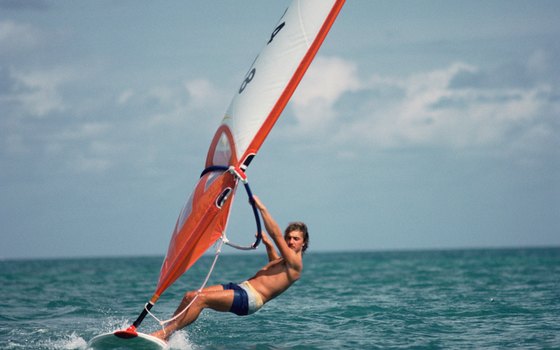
[260,229,280,261]
[253,196,302,274]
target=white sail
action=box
[209,0,345,170]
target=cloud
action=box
[285,54,559,161]
[35,122,117,174]
[0,20,41,53]
[115,79,226,128]
[72,152,112,173]
[185,78,222,108]
[1,70,231,180]
[0,20,77,120]
[1,65,82,172]
[290,56,361,132]
[53,122,111,141]
[117,89,135,105]
[62,78,226,175]
[5,67,78,117]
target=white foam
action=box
[42,332,88,350]
[167,330,194,350]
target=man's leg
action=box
[170,284,224,317]
[152,285,234,340]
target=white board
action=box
[88,332,167,349]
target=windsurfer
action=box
[151,196,308,340]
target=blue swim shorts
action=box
[222,281,264,316]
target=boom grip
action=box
[224,181,262,250]
[245,182,262,249]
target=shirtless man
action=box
[152,196,308,340]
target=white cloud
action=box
[0,20,40,53]
[73,153,112,173]
[116,79,226,131]
[117,89,135,105]
[44,122,116,173]
[54,122,111,141]
[185,78,221,108]
[289,58,560,159]
[9,67,76,117]
[290,56,361,132]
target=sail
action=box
[153,0,345,302]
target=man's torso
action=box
[248,258,300,303]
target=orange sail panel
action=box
[154,172,236,299]
[154,125,238,300]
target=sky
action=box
[1,0,558,260]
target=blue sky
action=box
[1,1,558,259]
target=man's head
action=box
[284,222,309,254]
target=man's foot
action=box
[150,329,168,341]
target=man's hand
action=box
[252,195,280,261]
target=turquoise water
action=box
[1,248,559,349]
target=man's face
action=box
[285,230,305,252]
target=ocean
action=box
[1,248,559,349]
